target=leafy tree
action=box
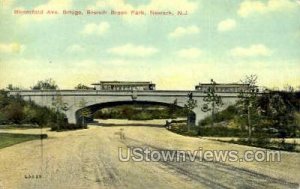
[237,75,259,139]
[258,92,297,138]
[0,112,8,124]
[6,84,20,90]
[269,94,290,137]
[32,78,58,90]
[201,79,223,127]
[3,102,24,123]
[75,84,90,90]
[122,106,134,119]
[0,90,10,108]
[22,104,38,124]
[184,92,197,130]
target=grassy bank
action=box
[0,133,47,149]
[168,123,300,152]
[223,138,300,152]
[0,124,42,129]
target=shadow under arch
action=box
[75,100,195,126]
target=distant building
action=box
[91,81,156,91]
[195,83,250,93]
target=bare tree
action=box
[283,84,294,92]
[78,99,91,129]
[201,79,223,127]
[51,95,69,131]
[238,74,259,139]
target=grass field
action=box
[0,133,46,149]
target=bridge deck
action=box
[8,90,246,98]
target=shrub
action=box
[184,130,198,136]
[231,138,298,152]
[3,102,24,123]
[169,123,188,133]
[94,104,186,120]
[199,105,238,126]
[168,123,198,136]
[277,139,297,151]
[198,126,248,137]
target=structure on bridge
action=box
[91,81,156,91]
[195,83,249,93]
[8,81,244,125]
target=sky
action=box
[0,0,299,90]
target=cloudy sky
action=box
[0,0,299,90]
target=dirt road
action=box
[0,120,299,189]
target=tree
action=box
[201,79,223,127]
[184,92,197,131]
[283,84,294,92]
[0,90,10,109]
[6,84,20,90]
[78,99,91,128]
[269,94,290,137]
[52,95,69,113]
[22,104,38,124]
[168,98,178,119]
[3,102,24,123]
[51,95,68,131]
[237,75,259,139]
[259,92,297,138]
[0,112,8,124]
[32,78,58,90]
[75,84,90,90]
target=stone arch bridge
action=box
[8,90,240,125]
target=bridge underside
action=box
[75,100,193,125]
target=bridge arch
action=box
[8,90,241,126]
[75,100,194,125]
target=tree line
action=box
[182,75,298,138]
[0,90,86,131]
[6,79,90,90]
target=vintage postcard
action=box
[0,0,300,189]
